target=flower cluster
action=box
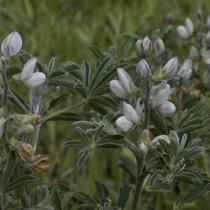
[110,37,178,132]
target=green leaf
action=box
[81,60,91,89]
[77,149,91,168]
[51,186,62,210]
[95,181,109,203]
[0,193,8,210]
[62,140,85,148]
[0,151,17,191]
[6,66,21,77]
[89,46,105,59]
[117,185,131,209]
[150,107,168,134]
[4,175,38,193]
[88,96,118,109]
[46,57,56,74]
[118,154,137,183]
[48,69,66,79]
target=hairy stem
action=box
[38,102,85,124]
[1,60,10,153]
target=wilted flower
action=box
[136,59,151,79]
[1,32,22,56]
[177,17,194,38]
[17,124,34,135]
[154,37,165,57]
[157,101,176,117]
[177,58,192,80]
[21,57,46,88]
[31,155,50,172]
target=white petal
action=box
[185,17,194,36]
[1,32,22,56]
[123,102,138,123]
[152,89,171,107]
[109,80,127,98]
[21,57,37,81]
[117,68,133,93]
[157,101,176,117]
[24,72,46,88]
[115,116,133,132]
[177,26,189,38]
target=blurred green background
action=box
[1,0,210,209]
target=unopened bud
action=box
[154,37,165,57]
[185,18,194,36]
[157,101,176,117]
[109,80,127,99]
[142,36,152,55]
[136,59,151,79]
[115,116,133,132]
[1,31,22,56]
[139,129,150,145]
[139,142,148,155]
[160,57,178,80]
[117,68,133,94]
[135,39,143,59]
[123,102,138,124]
[177,26,189,38]
[177,58,192,80]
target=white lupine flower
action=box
[154,37,165,57]
[123,102,138,124]
[115,116,133,132]
[136,59,151,79]
[160,57,178,80]
[142,36,151,54]
[1,32,22,56]
[135,39,143,59]
[135,98,145,118]
[152,88,171,108]
[117,68,133,93]
[21,57,37,81]
[177,26,189,38]
[177,18,194,39]
[23,72,46,89]
[109,80,127,99]
[177,58,192,80]
[157,101,176,117]
[0,117,6,138]
[185,18,194,36]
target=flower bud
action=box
[0,118,6,138]
[1,31,22,56]
[177,26,189,38]
[157,101,176,117]
[117,68,133,93]
[109,80,127,99]
[142,36,152,54]
[136,59,151,79]
[24,72,46,88]
[152,88,171,108]
[185,17,194,36]
[138,142,148,155]
[177,58,192,80]
[18,124,34,135]
[115,116,133,132]
[139,129,150,145]
[154,37,165,57]
[21,57,37,81]
[22,114,41,124]
[160,57,178,80]
[135,39,143,59]
[123,102,138,124]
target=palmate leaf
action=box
[81,60,92,89]
[89,45,105,60]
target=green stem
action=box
[38,102,85,124]
[1,60,10,153]
[8,89,30,114]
